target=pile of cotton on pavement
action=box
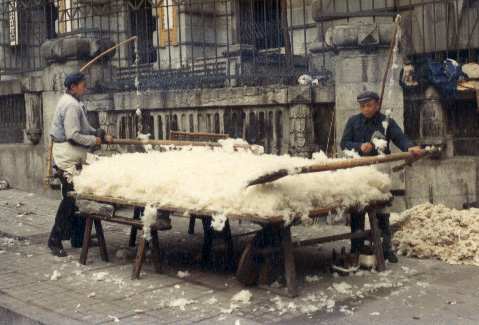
[393,203,479,265]
[74,140,391,222]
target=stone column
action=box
[24,93,43,145]
[418,86,452,157]
[288,103,314,157]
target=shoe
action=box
[48,242,68,257]
[384,251,399,263]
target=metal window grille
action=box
[0,94,26,143]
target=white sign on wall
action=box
[8,0,19,46]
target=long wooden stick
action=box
[80,36,138,72]
[247,152,415,187]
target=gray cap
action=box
[357,91,380,103]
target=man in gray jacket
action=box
[48,72,112,257]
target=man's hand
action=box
[104,135,113,144]
[408,146,424,157]
[95,128,106,139]
[95,137,102,145]
[360,143,374,154]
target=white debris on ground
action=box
[231,290,252,304]
[92,271,109,281]
[74,143,392,222]
[50,270,61,281]
[169,298,196,311]
[393,203,479,265]
[177,270,190,278]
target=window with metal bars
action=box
[0,95,26,144]
[128,0,157,64]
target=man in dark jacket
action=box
[340,90,423,263]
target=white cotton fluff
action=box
[372,138,388,154]
[142,205,157,240]
[211,214,227,231]
[50,270,61,281]
[74,149,391,222]
[231,290,252,304]
[177,270,190,278]
[169,298,195,311]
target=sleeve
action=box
[340,117,363,152]
[81,103,97,135]
[64,104,97,147]
[388,118,415,152]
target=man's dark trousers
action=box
[350,211,392,254]
[48,172,85,248]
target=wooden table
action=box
[73,192,389,296]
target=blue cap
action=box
[357,91,380,103]
[64,72,86,89]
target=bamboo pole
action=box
[80,36,138,72]
[247,152,416,187]
[110,138,251,150]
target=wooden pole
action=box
[247,152,415,187]
[80,36,138,72]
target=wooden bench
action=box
[74,193,389,296]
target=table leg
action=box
[129,207,142,247]
[94,219,109,262]
[368,209,386,272]
[188,216,196,235]
[132,230,146,280]
[223,220,235,271]
[80,216,93,265]
[150,229,162,273]
[281,226,298,297]
[201,217,213,267]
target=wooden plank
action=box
[74,192,390,226]
[80,216,93,265]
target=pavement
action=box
[0,188,478,325]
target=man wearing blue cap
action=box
[340,90,423,263]
[47,72,112,257]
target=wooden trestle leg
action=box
[80,216,93,265]
[94,219,109,262]
[150,229,162,273]
[132,230,147,279]
[368,209,386,272]
[281,225,298,297]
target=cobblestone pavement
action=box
[1,189,479,325]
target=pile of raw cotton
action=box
[393,203,479,265]
[74,140,391,222]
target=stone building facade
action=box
[0,0,478,209]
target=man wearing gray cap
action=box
[47,72,112,257]
[340,90,423,263]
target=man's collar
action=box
[66,91,81,102]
